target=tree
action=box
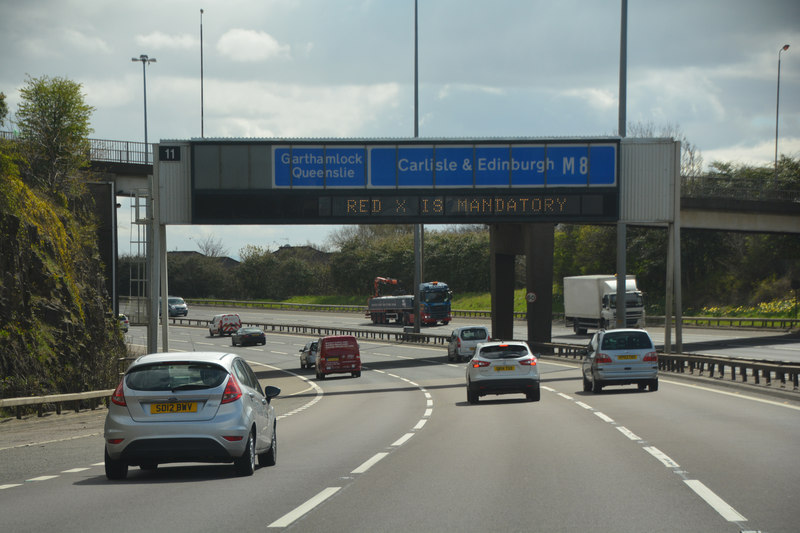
[0,92,8,127]
[196,234,229,258]
[15,75,94,197]
[627,120,703,177]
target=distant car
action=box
[447,325,490,362]
[232,327,266,347]
[103,351,280,479]
[299,340,319,369]
[166,296,189,317]
[316,335,361,379]
[466,341,540,404]
[118,314,130,333]
[209,314,242,337]
[581,328,658,393]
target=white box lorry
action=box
[563,275,645,334]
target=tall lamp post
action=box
[131,54,157,163]
[775,44,789,178]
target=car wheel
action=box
[234,431,256,476]
[209,329,214,337]
[526,384,541,402]
[139,463,158,471]
[259,421,277,467]
[352,371,361,378]
[301,361,306,369]
[583,375,592,392]
[467,387,479,404]
[104,447,128,480]
[649,379,659,392]
[637,383,647,391]
[591,378,603,394]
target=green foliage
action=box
[0,142,124,399]
[0,92,8,127]
[16,75,94,197]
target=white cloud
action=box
[703,137,800,168]
[204,80,400,138]
[561,88,617,111]
[64,29,111,54]
[216,29,290,62]
[135,31,197,50]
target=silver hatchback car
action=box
[581,329,658,393]
[104,352,280,479]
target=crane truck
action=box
[366,277,452,326]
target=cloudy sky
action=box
[1,0,798,258]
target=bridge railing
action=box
[681,174,800,202]
[1,131,153,165]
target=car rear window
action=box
[126,363,228,391]
[461,328,488,341]
[601,332,653,350]
[479,344,528,359]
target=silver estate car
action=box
[104,352,280,479]
[466,341,540,403]
[581,329,658,393]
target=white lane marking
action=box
[0,484,22,490]
[268,487,342,528]
[61,468,90,473]
[246,360,323,421]
[27,475,59,482]
[643,446,680,468]
[413,419,427,430]
[684,480,748,522]
[575,401,593,410]
[557,393,573,400]
[351,452,389,474]
[392,433,414,446]
[593,411,614,423]
[423,408,433,417]
[616,426,642,441]
[661,378,800,411]
[542,386,556,392]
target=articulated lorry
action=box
[366,277,452,326]
[563,275,645,334]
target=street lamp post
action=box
[131,54,157,163]
[775,44,789,178]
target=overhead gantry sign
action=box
[165,138,619,225]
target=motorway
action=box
[1,310,798,532]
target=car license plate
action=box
[494,365,515,371]
[150,402,197,414]
[617,355,637,360]
[327,357,339,362]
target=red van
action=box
[315,335,361,379]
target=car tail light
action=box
[221,375,242,404]
[519,357,537,366]
[222,436,244,442]
[111,380,126,406]
[107,438,124,444]
[643,351,658,362]
[596,353,613,364]
[472,360,491,368]
[456,338,462,349]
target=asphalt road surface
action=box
[1,329,799,532]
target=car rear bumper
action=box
[112,437,242,465]
[469,378,540,395]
